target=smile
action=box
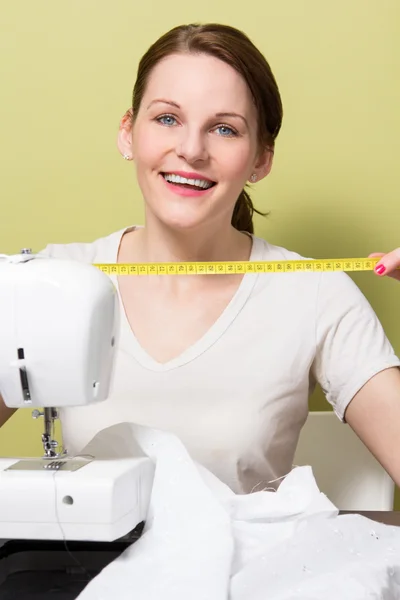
[162,173,216,191]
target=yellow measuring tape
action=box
[94,257,396,276]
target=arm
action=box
[346,249,400,482]
[0,393,16,428]
[345,366,400,486]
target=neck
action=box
[133,217,252,264]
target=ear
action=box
[252,146,274,182]
[117,108,134,159]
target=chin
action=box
[151,204,212,232]
[161,215,207,232]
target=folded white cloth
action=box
[77,424,400,600]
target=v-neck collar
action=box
[108,226,263,372]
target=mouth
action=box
[161,172,217,192]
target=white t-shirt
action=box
[39,226,400,493]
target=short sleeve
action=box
[311,271,400,421]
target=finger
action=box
[370,248,400,281]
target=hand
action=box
[369,250,400,282]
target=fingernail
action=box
[375,264,386,275]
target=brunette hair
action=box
[131,23,283,233]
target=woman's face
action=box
[119,52,271,231]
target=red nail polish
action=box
[375,264,386,275]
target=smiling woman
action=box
[2,22,400,498]
[117,50,276,239]
[118,23,282,237]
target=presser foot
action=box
[4,404,93,472]
[32,407,65,459]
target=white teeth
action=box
[163,173,214,189]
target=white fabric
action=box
[39,226,400,493]
[77,424,400,600]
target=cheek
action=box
[133,124,168,168]
[216,141,255,180]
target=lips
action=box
[161,172,217,190]
[160,172,217,197]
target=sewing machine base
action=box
[6,457,91,472]
[0,525,143,600]
[0,456,154,542]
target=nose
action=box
[176,126,209,164]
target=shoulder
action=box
[253,235,355,281]
[251,235,313,262]
[37,226,135,264]
[251,234,363,302]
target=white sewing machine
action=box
[0,250,154,542]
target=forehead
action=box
[142,53,256,119]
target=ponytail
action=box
[231,189,268,234]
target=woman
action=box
[1,23,400,493]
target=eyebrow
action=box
[147,99,180,110]
[147,99,249,128]
[215,112,248,128]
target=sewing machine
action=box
[0,250,154,542]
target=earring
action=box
[250,173,257,182]
[123,154,131,160]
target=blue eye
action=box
[157,115,177,126]
[215,125,237,137]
